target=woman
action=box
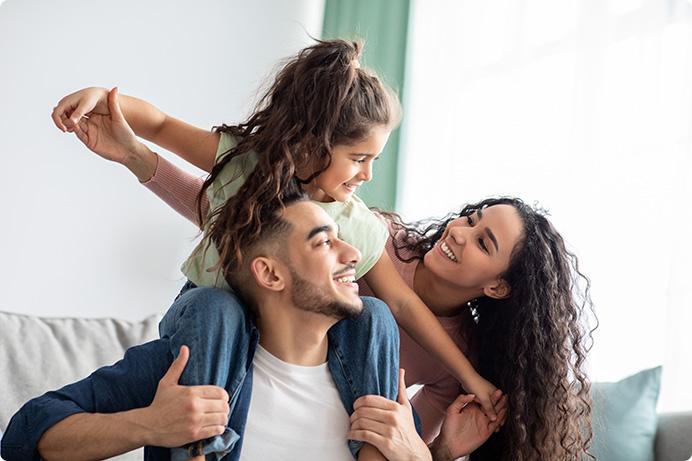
[352,198,596,460]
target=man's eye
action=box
[322,239,333,247]
[466,215,474,225]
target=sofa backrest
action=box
[0,310,160,460]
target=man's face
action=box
[280,201,363,320]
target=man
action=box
[1,196,408,461]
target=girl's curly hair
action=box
[383,197,597,460]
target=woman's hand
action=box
[429,390,508,461]
[52,87,110,132]
[71,87,158,181]
[349,369,431,461]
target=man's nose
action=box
[339,239,362,266]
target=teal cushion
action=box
[591,366,662,461]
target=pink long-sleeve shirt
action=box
[143,154,470,442]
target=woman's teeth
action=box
[440,241,458,262]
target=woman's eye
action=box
[478,238,489,253]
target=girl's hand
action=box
[72,87,157,181]
[349,369,431,461]
[52,87,110,132]
[430,390,507,460]
[463,373,501,422]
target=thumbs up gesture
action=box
[141,345,230,447]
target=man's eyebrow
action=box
[476,208,484,219]
[307,225,334,240]
[485,227,499,252]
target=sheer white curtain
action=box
[399,0,692,411]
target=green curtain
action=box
[322,0,411,211]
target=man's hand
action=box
[139,345,230,447]
[349,369,431,461]
[429,390,507,461]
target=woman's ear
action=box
[249,256,285,292]
[483,279,511,300]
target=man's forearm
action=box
[428,436,453,461]
[38,408,152,461]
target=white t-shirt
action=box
[239,345,353,461]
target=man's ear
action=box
[483,279,511,300]
[249,256,285,292]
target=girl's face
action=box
[308,125,391,202]
[423,204,524,299]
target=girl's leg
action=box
[328,296,401,456]
[159,285,254,460]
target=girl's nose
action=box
[358,162,373,182]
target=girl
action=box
[52,39,499,459]
[349,199,596,460]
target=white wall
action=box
[400,0,692,411]
[0,0,325,320]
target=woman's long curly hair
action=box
[384,197,597,460]
[196,38,400,281]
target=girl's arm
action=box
[52,87,220,172]
[363,252,499,421]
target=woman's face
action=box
[423,204,524,298]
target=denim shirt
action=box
[1,302,403,461]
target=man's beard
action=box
[289,269,362,320]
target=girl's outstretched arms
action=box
[363,251,500,422]
[53,87,220,172]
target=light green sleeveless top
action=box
[181,133,388,290]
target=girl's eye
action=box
[354,158,367,164]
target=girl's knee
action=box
[359,296,397,331]
[165,287,248,331]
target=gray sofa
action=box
[1,310,691,461]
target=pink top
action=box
[142,155,209,227]
[143,154,470,442]
[358,232,470,442]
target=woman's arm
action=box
[53,87,220,172]
[363,252,499,420]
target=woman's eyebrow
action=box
[485,227,499,252]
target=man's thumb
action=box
[161,345,189,385]
[448,393,475,414]
[397,368,410,406]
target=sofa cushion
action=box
[591,366,662,461]
[0,310,160,460]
